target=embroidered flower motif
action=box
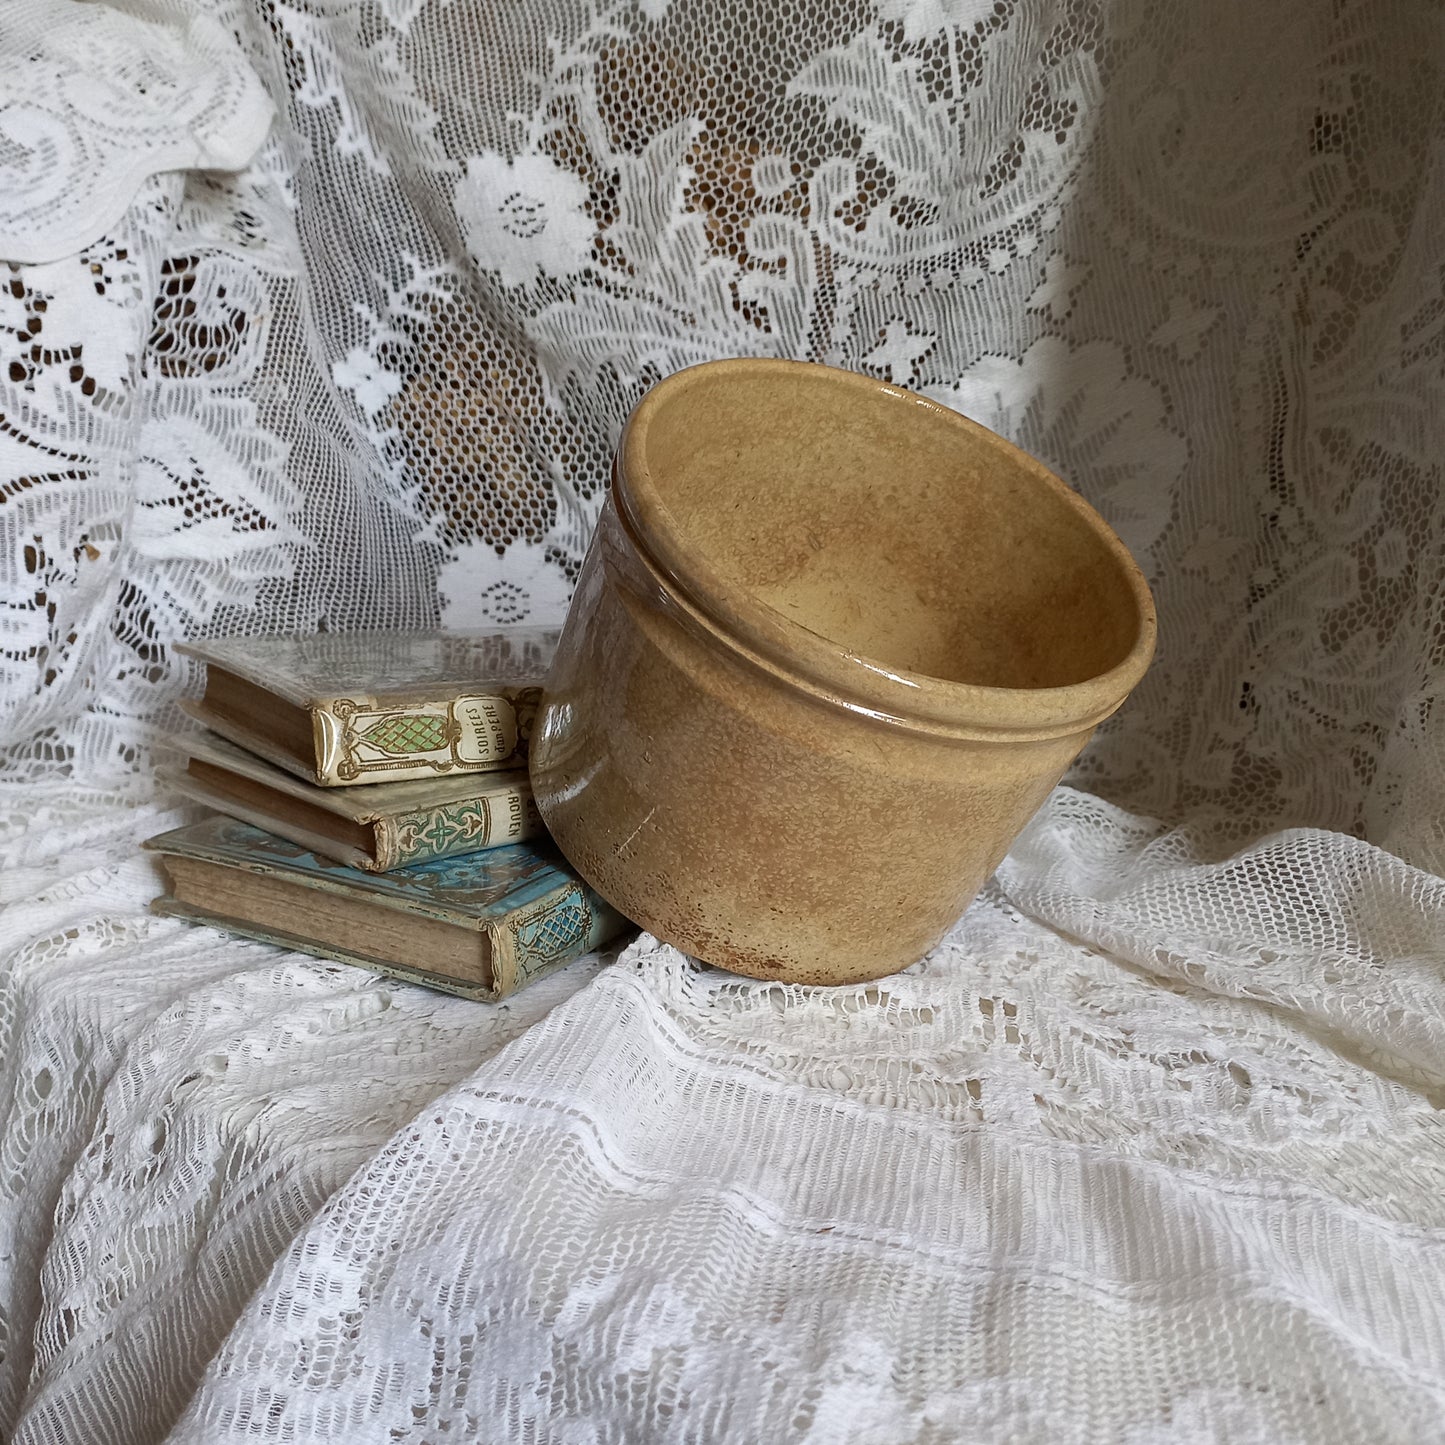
[437,539,573,628]
[18,256,135,391]
[456,151,593,289]
[876,0,1000,41]
[333,344,402,416]
[864,319,937,386]
[1026,253,1089,325]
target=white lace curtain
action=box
[3,0,1441,863]
[3,3,1445,1443]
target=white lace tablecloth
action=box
[5,782,1445,1444]
[4,0,1445,1438]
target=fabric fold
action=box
[0,0,273,264]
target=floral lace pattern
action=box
[2,0,1440,856]
[4,788,1445,1443]
[2,0,1445,1440]
[0,0,273,264]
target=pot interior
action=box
[632,365,1148,691]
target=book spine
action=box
[312,690,537,786]
[157,763,378,871]
[488,884,628,999]
[373,787,544,871]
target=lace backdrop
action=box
[4,7,1445,1442]
[2,0,1442,869]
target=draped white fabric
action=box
[2,0,1443,1440]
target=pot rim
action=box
[614,358,1158,742]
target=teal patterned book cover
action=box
[146,815,628,1000]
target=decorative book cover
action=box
[145,816,628,1001]
[176,628,557,786]
[159,731,541,870]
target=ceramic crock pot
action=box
[530,359,1156,985]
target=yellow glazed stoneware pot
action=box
[530,359,1156,985]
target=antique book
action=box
[158,732,542,872]
[176,628,557,786]
[145,816,628,1001]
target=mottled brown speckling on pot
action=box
[530,359,1157,986]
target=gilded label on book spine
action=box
[382,790,542,869]
[314,695,520,784]
[490,885,627,997]
[389,797,493,868]
[510,887,594,986]
[454,697,517,764]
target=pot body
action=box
[530,359,1156,986]
[533,500,1094,984]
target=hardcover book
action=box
[176,628,557,786]
[145,816,628,1001]
[159,731,542,871]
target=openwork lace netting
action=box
[2,0,1444,1440]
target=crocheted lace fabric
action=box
[2,0,1443,1440]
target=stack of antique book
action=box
[146,630,627,1000]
